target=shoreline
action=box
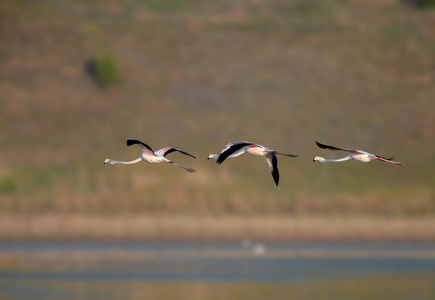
[1,214,435,241]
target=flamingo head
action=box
[207,154,219,160]
[313,156,326,163]
[104,159,114,164]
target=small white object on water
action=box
[253,243,266,256]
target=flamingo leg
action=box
[376,157,404,165]
[169,161,196,172]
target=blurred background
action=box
[0,0,434,236]
[0,0,434,299]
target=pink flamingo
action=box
[208,141,298,186]
[104,138,196,172]
[313,141,403,165]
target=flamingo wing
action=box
[266,153,279,186]
[216,141,253,164]
[155,147,196,159]
[315,141,358,154]
[126,138,156,156]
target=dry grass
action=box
[1,214,434,241]
[2,277,434,300]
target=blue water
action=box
[1,240,435,281]
[0,240,434,300]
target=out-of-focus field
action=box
[2,275,435,300]
[4,278,434,300]
[0,0,434,239]
[0,214,435,240]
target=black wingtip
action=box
[315,141,325,148]
[126,138,137,146]
[272,173,279,186]
[315,141,345,152]
[216,156,225,164]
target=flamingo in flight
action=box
[313,141,404,165]
[104,138,196,172]
[208,141,298,186]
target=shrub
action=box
[86,51,122,88]
[419,0,435,8]
[0,176,17,194]
[403,0,435,8]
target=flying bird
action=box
[313,141,404,165]
[104,138,196,172]
[208,141,298,186]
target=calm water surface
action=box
[0,240,434,300]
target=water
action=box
[0,240,434,300]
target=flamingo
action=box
[313,141,404,165]
[104,138,196,172]
[208,141,298,186]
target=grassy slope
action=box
[0,0,434,216]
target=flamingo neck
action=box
[320,155,352,162]
[208,150,245,160]
[230,149,248,157]
[111,157,143,165]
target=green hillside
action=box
[0,0,434,217]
